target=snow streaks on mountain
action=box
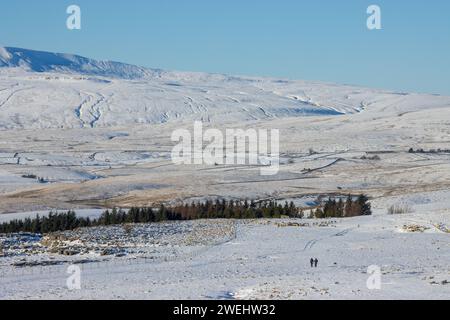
[2,47,449,129]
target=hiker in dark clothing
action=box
[310,258,314,268]
[314,258,318,268]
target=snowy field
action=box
[0,47,449,300]
[0,203,448,300]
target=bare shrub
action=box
[388,203,413,215]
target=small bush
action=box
[387,203,413,215]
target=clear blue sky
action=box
[1,0,449,95]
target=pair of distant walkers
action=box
[310,258,319,268]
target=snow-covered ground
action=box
[0,47,449,299]
[0,204,448,300]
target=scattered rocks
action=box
[0,233,44,257]
[272,219,337,228]
[402,224,429,233]
[62,249,80,256]
[276,222,307,228]
[100,248,125,256]
[429,280,449,286]
[434,223,449,233]
[1,220,236,264]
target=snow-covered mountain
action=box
[1,47,450,129]
[0,47,160,79]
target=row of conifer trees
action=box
[0,195,371,234]
[311,195,371,219]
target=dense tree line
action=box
[0,196,371,234]
[0,211,91,234]
[310,195,371,219]
[164,199,300,220]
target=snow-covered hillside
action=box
[0,47,157,79]
[1,47,450,129]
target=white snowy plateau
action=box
[0,47,449,300]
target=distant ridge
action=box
[0,46,449,130]
[0,47,160,79]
